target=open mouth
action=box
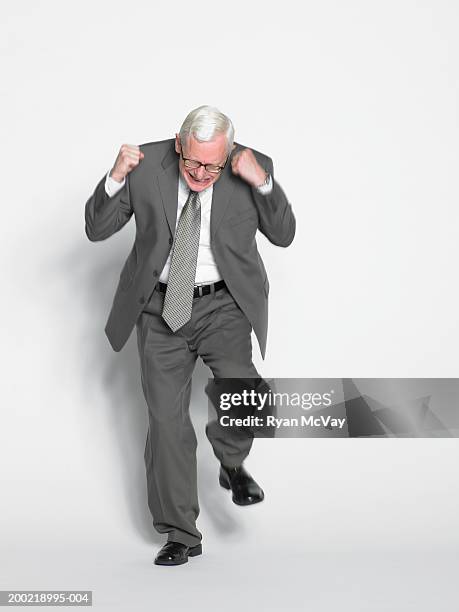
[187,172,211,185]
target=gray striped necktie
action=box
[162,189,201,332]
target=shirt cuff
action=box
[255,173,273,195]
[105,170,126,197]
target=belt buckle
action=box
[197,285,204,297]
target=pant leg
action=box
[192,287,262,468]
[136,289,201,547]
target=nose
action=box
[193,165,208,180]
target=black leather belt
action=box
[156,280,227,298]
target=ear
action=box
[174,133,181,154]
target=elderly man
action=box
[85,105,295,566]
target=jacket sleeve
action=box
[84,171,133,242]
[251,156,296,247]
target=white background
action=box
[1,1,458,609]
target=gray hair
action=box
[179,105,234,154]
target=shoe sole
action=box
[154,543,202,566]
[219,475,265,505]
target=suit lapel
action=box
[156,144,180,236]
[210,157,235,240]
[156,139,237,239]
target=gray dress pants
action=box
[135,283,261,547]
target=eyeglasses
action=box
[179,146,229,174]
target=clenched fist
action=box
[110,144,144,182]
[231,148,267,188]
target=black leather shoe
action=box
[154,541,202,566]
[219,464,264,506]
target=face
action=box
[175,132,230,193]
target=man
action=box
[84,105,295,566]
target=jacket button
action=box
[138,296,145,304]
[153,269,158,276]
[169,237,173,245]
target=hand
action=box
[110,144,144,182]
[231,148,267,188]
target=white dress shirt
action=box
[104,165,273,286]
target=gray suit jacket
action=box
[85,138,295,359]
